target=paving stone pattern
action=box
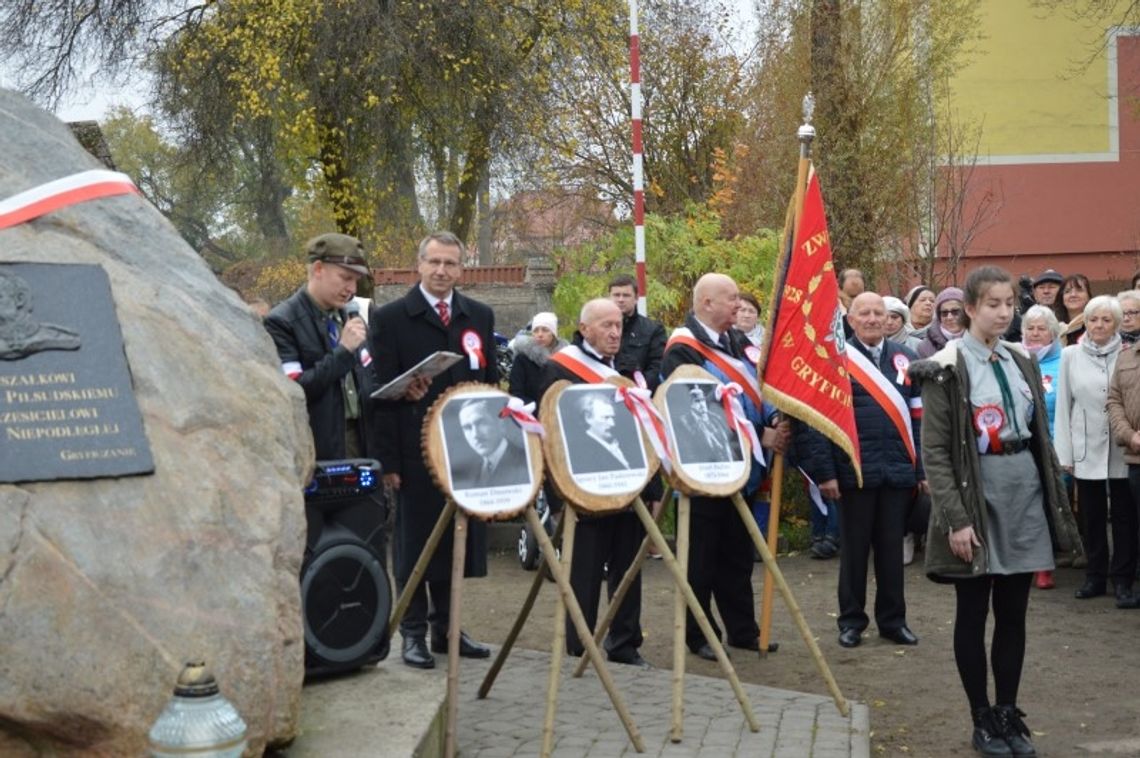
[456,648,869,757]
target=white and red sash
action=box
[845,346,917,466]
[549,344,620,383]
[666,328,763,410]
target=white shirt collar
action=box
[483,438,508,470]
[419,284,453,310]
[586,430,629,467]
[695,317,723,345]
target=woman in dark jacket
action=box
[508,311,568,404]
[910,267,1082,758]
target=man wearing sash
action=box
[796,292,926,649]
[660,273,788,661]
[540,298,651,668]
[370,231,497,669]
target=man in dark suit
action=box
[540,298,650,668]
[264,233,374,459]
[449,398,530,489]
[660,273,788,660]
[370,231,497,669]
[796,292,925,649]
[566,391,645,473]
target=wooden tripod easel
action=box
[574,491,851,738]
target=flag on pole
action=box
[760,165,862,485]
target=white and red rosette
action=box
[892,353,911,385]
[460,329,486,371]
[614,385,672,473]
[715,382,764,464]
[973,403,1005,453]
[499,396,544,437]
[744,344,762,365]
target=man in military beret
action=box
[264,233,376,459]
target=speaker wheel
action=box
[301,538,391,670]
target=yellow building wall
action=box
[951,0,1116,158]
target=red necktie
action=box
[436,300,450,327]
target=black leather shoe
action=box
[879,625,919,645]
[971,707,1013,757]
[402,636,435,669]
[992,705,1036,757]
[693,643,719,661]
[1074,580,1106,599]
[431,630,492,658]
[609,651,652,669]
[838,628,862,648]
[1114,586,1140,609]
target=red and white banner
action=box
[760,166,862,485]
[0,170,138,230]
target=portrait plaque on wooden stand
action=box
[653,365,751,498]
[539,377,658,514]
[396,383,545,758]
[424,383,542,520]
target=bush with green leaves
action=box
[551,204,780,332]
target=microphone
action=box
[346,301,363,321]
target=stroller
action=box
[516,488,558,571]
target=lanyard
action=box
[990,357,1022,438]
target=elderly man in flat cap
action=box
[265,233,376,459]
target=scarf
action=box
[1023,339,1060,362]
[1080,331,1121,359]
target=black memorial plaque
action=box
[0,263,154,482]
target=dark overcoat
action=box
[370,285,498,583]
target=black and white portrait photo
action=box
[438,393,535,516]
[665,381,746,484]
[556,386,648,495]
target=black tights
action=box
[953,573,1033,712]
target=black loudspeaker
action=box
[301,459,392,678]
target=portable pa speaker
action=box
[301,459,392,678]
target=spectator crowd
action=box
[261,228,1140,758]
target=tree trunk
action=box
[477,168,493,265]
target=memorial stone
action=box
[0,89,312,755]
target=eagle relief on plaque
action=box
[0,263,154,482]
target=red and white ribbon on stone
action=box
[0,170,139,230]
[500,396,544,438]
[614,385,672,473]
[715,382,764,465]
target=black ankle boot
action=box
[971,706,1012,756]
[992,704,1036,757]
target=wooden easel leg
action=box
[387,499,458,641]
[541,509,576,757]
[730,492,850,717]
[629,498,759,733]
[527,507,646,753]
[444,511,468,758]
[758,456,785,656]
[571,490,673,679]
[478,512,565,699]
[670,494,690,743]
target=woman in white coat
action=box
[1055,295,1138,608]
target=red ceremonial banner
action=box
[760,166,862,485]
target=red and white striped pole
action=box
[629,0,647,316]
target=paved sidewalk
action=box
[457,647,869,758]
